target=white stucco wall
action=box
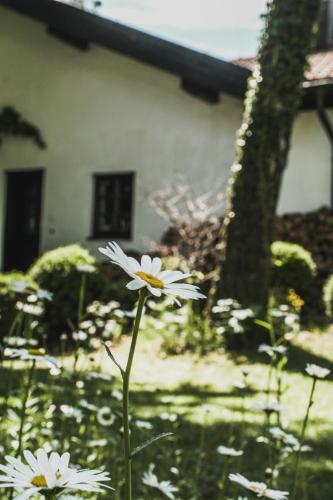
[0,6,331,269]
[277,109,332,213]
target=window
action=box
[92,173,134,239]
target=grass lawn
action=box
[1,328,332,499]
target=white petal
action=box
[23,451,40,475]
[4,457,32,477]
[164,287,205,300]
[148,286,162,297]
[36,449,54,488]
[160,271,192,284]
[141,255,152,273]
[126,280,145,291]
[49,452,61,474]
[58,452,70,475]
[126,257,141,272]
[14,489,40,500]
[150,257,162,276]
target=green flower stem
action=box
[78,274,86,326]
[218,455,231,500]
[16,359,36,458]
[122,289,148,500]
[291,377,317,500]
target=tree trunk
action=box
[218,0,321,315]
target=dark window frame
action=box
[91,172,135,240]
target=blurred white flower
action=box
[160,412,178,422]
[10,280,29,294]
[232,308,254,320]
[0,448,112,497]
[229,473,289,499]
[99,241,205,303]
[50,367,62,376]
[142,465,178,499]
[5,348,59,368]
[253,399,282,414]
[160,396,174,404]
[87,439,108,448]
[258,344,288,357]
[305,364,330,379]
[36,288,53,301]
[217,445,243,457]
[73,330,88,342]
[79,320,94,329]
[76,263,96,273]
[78,399,99,412]
[10,280,53,301]
[60,405,83,422]
[269,427,299,448]
[3,336,27,347]
[15,302,44,316]
[135,420,153,430]
[112,389,123,401]
[97,407,115,427]
[256,435,270,445]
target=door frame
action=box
[2,167,45,271]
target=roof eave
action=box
[0,0,250,99]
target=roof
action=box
[234,49,333,86]
[1,0,333,108]
[0,0,249,103]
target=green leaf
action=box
[103,343,124,376]
[131,432,173,458]
[255,319,272,331]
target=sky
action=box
[61,0,268,60]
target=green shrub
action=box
[29,244,108,338]
[0,272,36,335]
[323,275,333,317]
[271,241,316,300]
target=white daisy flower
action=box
[258,344,288,357]
[269,427,299,448]
[5,348,60,369]
[217,445,243,457]
[252,399,282,414]
[229,473,289,499]
[142,465,178,499]
[99,241,205,302]
[0,448,112,498]
[305,364,331,379]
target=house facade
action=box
[1,0,333,271]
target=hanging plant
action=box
[0,106,46,148]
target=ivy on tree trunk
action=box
[218,0,321,315]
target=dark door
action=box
[3,170,43,271]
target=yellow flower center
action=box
[31,474,48,487]
[28,348,45,356]
[134,271,164,289]
[250,482,267,495]
[31,472,61,487]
